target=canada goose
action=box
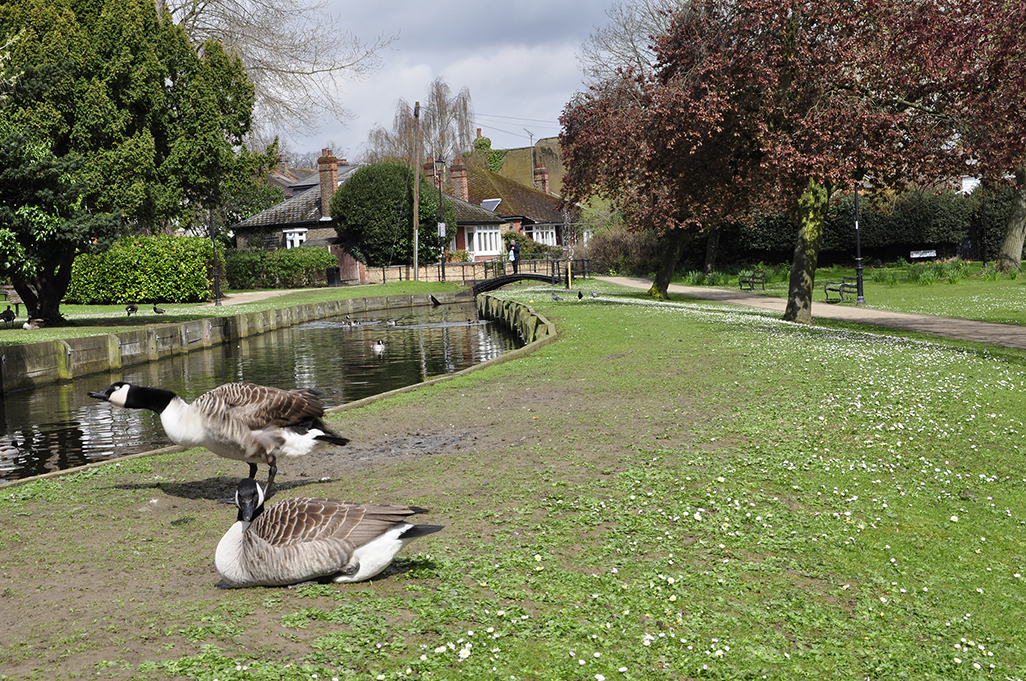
[386,318,397,326]
[87,382,349,495]
[0,306,14,325]
[215,478,444,587]
[22,318,43,330]
[153,303,166,314]
[126,303,138,317]
[373,339,385,353]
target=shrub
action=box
[581,226,660,276]
[225,248,338,289]
[67,235,222,304]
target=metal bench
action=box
[824,276,858,303]
[738,270,766,291]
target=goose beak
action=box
[238,495,260,522]
[88,387,114,401]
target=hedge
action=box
[66,235,224,304]
[224,247,338,290]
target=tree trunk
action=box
[783,178,831,324]
[14,248,76,325]
[704,224,721,274]
[995,167,1026,272]
[647,228,695,298]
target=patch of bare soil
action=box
[0,348,714,680]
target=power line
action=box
[476,112,560,126]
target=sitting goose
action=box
[88,382,349,495]
[216,478,444,587]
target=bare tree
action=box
[158,0,394,135]
[577,0,693,84]
[360,77,474,165]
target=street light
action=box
[854,180,865,306]
[434,156,447,282]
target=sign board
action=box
[910,250,937,259]
[438,222,446,238]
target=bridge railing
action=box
[484,258,592,285]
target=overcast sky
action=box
[286,0,613,160]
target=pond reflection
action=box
[0,302,516,481]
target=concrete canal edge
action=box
[0,291,556,489]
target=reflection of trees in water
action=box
[1,302,518,481]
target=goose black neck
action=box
[126,385,177,413]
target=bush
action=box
[66,235,222,304]
[581,226,660,276]
[225,248,338,289]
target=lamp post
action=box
[854,181,865,306]
[434,156,446,282]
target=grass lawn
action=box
[2,279,1025,679]
[676,261,1026,326]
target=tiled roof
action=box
[464,156,571,224]
[233,184,324,229]
[232,165,362,230]
[447,194,505,224]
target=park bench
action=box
[824,276,858,303]
[0,284,23,316]
[738,270,766,291]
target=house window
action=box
[531,225,557,246]
[469,225,501,257]
[283,228,308,249]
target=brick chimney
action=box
[450,158,469,202]
[533,163,550,194]
[318,148,338,217]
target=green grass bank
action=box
[2,280,1025,680]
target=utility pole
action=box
[413,102,421,281]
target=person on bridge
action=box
[509,241,521,274]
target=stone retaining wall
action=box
[476,294,556,345]
[0,292,472,394]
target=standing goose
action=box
[126,303,138,317]
[215,478,444,587]
[88,382,349,495]
[152,303,166,314]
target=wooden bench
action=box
[0,284,23,316]
[738,270,766,291]
[824,276,859,303]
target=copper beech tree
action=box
[561,0,1026,322]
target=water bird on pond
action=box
[215,478,443,587]
[87,382,349,497]
[373,339,386,354]
[386,318,397,326]
[0,306,15,325]
[126,303,138,317]
[153,303,166,314]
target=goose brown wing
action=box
[249,497,360,546]
[195,383,325,429]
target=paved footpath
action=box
[597,276,1026,351]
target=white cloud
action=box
[279,0,611,156]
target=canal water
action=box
[0,301,518,481]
